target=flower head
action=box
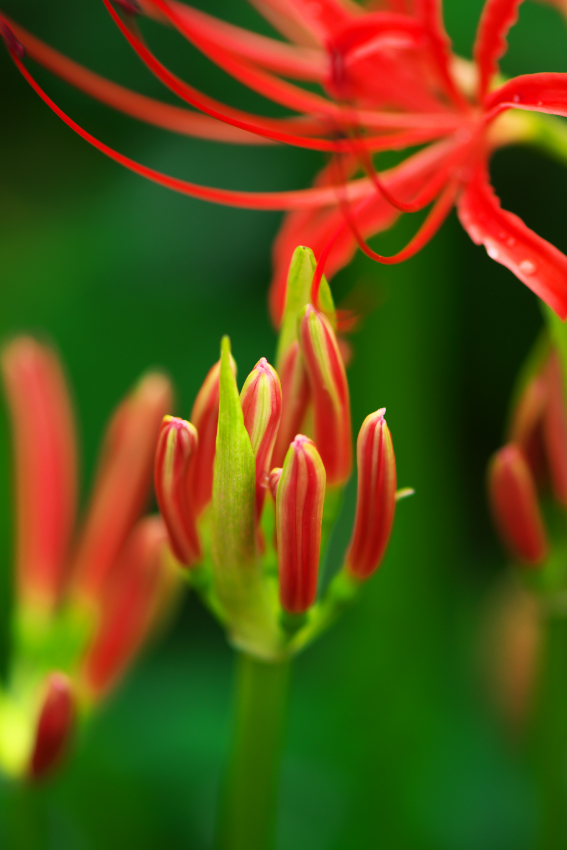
[3,1,567,318]
[0,337,178,780]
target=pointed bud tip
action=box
[29,673,74,780]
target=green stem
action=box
[531,615,567,850]
[216,653,290,850]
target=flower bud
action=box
[29,673,74,780]
[276,435,326,614]
[508,371,547,481]
[298,304,352,486]
[269,468,282,502]
[346,409,396,580]
[488,444,548,566]
[154,416,200,566]
[188,355,236,518]
[241,358,282,518]
[82,517,169,698]
[272,341,310,469]
[543,351,567,506]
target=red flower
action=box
[2,1,567,319]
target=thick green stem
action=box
[531,616,567,850]
[216,653,290,850]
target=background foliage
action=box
[1,1,567,846]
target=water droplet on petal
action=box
[506,237,516,247]
[487,244,500,260]
[513,94,520,103]
[519,259,537,275]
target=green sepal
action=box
[276,246,335,368]
[212,336,257,579]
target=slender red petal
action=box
[272,341,311,468]
[72,372,173,601]
[485,72,567,119]
[488,444,548,565]
[542,351,567,506]
[140,0,326,80]
[473,0,524,101]
[299,305,352,486]
[1,338,77,612]
[276,435,326,613]
[346,409,397,579]
[82,516,170,698]
[248,0,321,46]
[413,0,469,108]
[457,161,567,319]
[154,416,201,566]
[29,673,74,780]
[240,358,282,519]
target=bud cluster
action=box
[153,247,408,659]
[488,345,567,569]
[0,338,178,780]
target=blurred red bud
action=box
[241,358,282,518]
[29,673,74,780]
[543,351,567,506]
[488,444,548,566]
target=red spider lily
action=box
[2,1,567,319]
[1,338,177,754]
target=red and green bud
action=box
[488,444,548,566]
[241,358,282,517]
[272,340,310,469]
[188,355,236,518]
[346,409,397,580]
[298,304,352,486]
[154,416,200,566]
[269,468,282,502]
[543,351,567,507]
[29,673,74,780]
[508,370,548,482]
[276,435,326,614]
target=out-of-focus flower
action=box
[2,1,567,322]
[153,246,411,659]
[0,337,178,780]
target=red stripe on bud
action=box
[488,444,548,566]
[241,358,282,517]
[543,351,567,506]
[298,305,352,486]
[346,409,396,580]
[29,673,74,780]
[276,435,325,613]
[82,517,169,698]
[272,340,310,468]
[187,356,235,517]
[154,416,200,566]
[269,467,282,502]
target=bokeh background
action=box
[1,1,566,846]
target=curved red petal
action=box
[474,0,524,101]
[457,162,567,319]
[485,72,567,118]
[413,0,468,107]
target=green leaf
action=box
[276,246,335,368]
[212,336,256,578]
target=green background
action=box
[0,0,566,846]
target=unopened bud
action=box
[488,444,548,566]
[543,351,567,506]
[276,435,326,614]
[346,409,396,580]
[29,673,74,780]
[241,358,282,517]
[154,416,200,566]
[188,356,235,517]
[298,304,352,486]
[272,341,311,469]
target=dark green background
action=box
[0,1,566,846]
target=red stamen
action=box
[0,17,25,58]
